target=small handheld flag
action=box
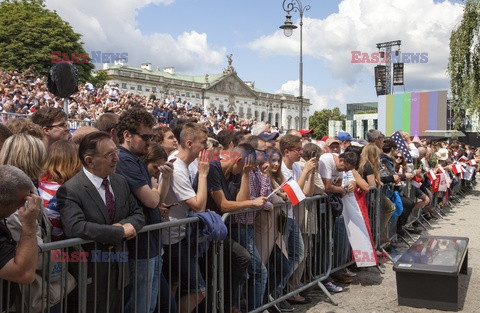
[436,165,446,174]
[427,169,437,182]
[281,180,306,206]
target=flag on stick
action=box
[436,165,446,174]
[427,169,437,181]
[281,180,306,206]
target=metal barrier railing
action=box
[0,174,475,313]
[0,112,94,130]
[219,195,333,313]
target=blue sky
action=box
[46,0,465,114]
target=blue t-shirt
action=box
[116,146,162,259]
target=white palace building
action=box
[104,57,310,129]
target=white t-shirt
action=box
[162,157,196,245]
[318,153,343,186]
[281,161,303,218]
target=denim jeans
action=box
[125,256,159,313]
[230,225,268,311]
[267,246,291,299]
[286,217,305,275]
[332,216,351,273]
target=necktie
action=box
[102,177,115,223]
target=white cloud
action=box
[249,0,464,90]
[276,80,356,114]
[45,0,225,73]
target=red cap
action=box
[228,124,234,130]
[299,129,314,136]
[320,135,329,142]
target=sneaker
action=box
[344,268,357,277]
[278,300,294,312]
[324,281,343,293]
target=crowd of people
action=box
[0,69,282,134]
[0,68,479,313]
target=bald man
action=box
[72,126,98,145]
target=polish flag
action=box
[412,175,422,188]
[452,164,466,175]
[468,159,477,166]
[436,165,446,174]
[459,155,468,163]
[427,169,437,181]
[281,180,306,206]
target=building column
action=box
[356,119,364,139]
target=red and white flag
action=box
[452,164,466,175]
[281,180,306,206]
[459,155,468,163]
[427,169,437,181]
[468,159,477,166]
[411,175,422,188]
[436,165,446,174]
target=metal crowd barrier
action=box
[219,195,333,312]
[0,112,93,130]
[1,179,476,313]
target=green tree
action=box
[0,0,94,82]
[308,107,346,139]
[447,0,480,129]
[90,70,111,89]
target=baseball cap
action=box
[320,135,329,142]
[337,132,356,141]
[326,138,340,146]
[300,129,314,136]
[259,132,280,141]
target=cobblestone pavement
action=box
[292,186,480,313]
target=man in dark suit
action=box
[57,131,145,313]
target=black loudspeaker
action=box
[375,65,387,96]
[393,63,404,86]
[47,62,78,98]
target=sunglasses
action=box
[395,156,403,159]
[130,131,155,142]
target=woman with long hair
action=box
[393,150,407,175]
[358,144,382,187]
[38,139,82,241]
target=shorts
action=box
[414,186,426,198]
[162,238,206,296]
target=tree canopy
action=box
[308,107,346,139]
[447,0,480,129]
[0,0,94,82]
[90,70,111,89]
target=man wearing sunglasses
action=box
[31,107,71,148]
[115,108,175,313]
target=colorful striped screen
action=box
[377,90,447,136]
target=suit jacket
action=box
[57,170,145,312]
[57,170,145,245]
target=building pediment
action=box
[207,74,257,98]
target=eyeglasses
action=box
[47,122,69,129]
[99,149,119,159]
[395,156,403,159]
[130,131,155,142]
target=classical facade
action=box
[104,57,310,128]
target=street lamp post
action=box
[280,0,310,130]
